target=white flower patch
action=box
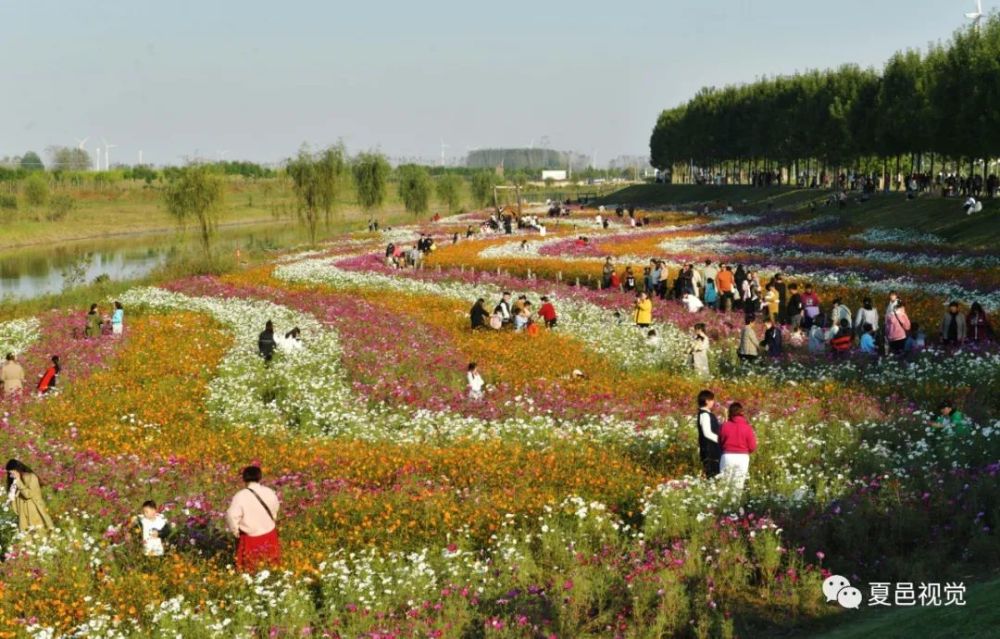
[0,317,41,357]
[852,228,945,246]
[116,286,691,447]
[276,255,692,371]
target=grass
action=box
[0,177,461,250]
[597,184,1000,249]
[796,576,1000,639]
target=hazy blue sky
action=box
[0,0,984,166]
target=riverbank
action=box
[598,184,1000,250]
[0,179,423,250]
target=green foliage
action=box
[19,151,44,172]
[649,15,1000,174]
[287,144,348,244]
[47,195,75,221]
[215,160,276,179]
[46,146,93,171]
[352,152,390,212]
[163,165,225,258]
[466,148,568,170]
[470,170,500,208]
[435,173,464,213]
[397,164,432,216]
[0,194,16,211]
[23,173,49,206]
[124,165,160,184]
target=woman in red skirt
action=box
[224,466,281,572]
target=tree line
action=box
[649,15,1000,183]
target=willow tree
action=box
[163,165,225,258]
[397,164,432,216]
[352,152,390,213]
[436,173,464,213]
[288,144,347,244]
[470,170,499,208]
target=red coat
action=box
[539,303,557,322]
[719,415,757,454]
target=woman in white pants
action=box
[718,402,757,491]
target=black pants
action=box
[889,338,907,354]
[702,456,720,478]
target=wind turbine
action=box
[94,145,101,171]
[102,139,117,171]
[966,0,984,31]
[217,150,230,161]
[75,137,89,150]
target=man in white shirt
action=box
[225,466,281,572]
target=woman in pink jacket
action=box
[719,402,757,491]
[885,300,912,355]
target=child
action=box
[466,362,484,400]
[134,500,170,557]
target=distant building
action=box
[541,170,567,181]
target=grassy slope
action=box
[597,184,1000,250]
[795,576,1000,639]
[0,178,460,250]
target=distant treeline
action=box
[465,148,590,171]
[650,15,1000,179]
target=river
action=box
[0,222,306,300]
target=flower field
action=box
[0,205,997,638]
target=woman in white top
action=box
[689,324,710,378]
[466,362,485,400]
[854,297,879,337]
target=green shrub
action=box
[0,194,17,210]
[23,173,49,206]
[47,194,75,221]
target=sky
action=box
[0,0,985,167]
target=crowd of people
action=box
[384,234,439,269]
[469,291,558,336]
[590,256,994,366]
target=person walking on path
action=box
[5,459,54,532]
[225,466,281,572]
[719,403,757,492]
[1,354,26,397]
[696,390,721,478]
